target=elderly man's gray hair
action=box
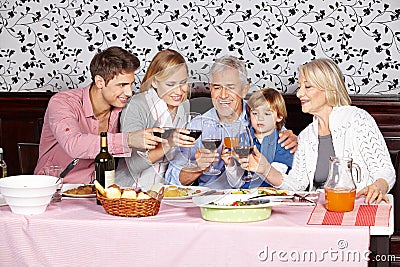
[209,55,248,86]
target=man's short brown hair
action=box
[90,46,140,86]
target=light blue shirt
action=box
[165,102,249,189]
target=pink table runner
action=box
[0,198,370,267]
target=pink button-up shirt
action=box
[34,85,131,184]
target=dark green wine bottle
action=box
[95,132,115,205]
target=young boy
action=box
[222,88,293,188]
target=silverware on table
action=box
[201,189,217,196]
[293,193,316,204]
[60,158,79,178]
[248,194,272,200]
[242,199,271,205]
[248,192,317,205]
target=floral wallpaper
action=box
[0,0,399,94]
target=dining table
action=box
[0,192,393,267]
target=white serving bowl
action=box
[0,175,60,215]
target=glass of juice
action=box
[224,121,241,154]
[224,137,238,152]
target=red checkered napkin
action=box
[307,204,391,226]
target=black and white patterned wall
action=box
[1,0,399,94]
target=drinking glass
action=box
[43,165,63,202]
[223,121,241,154]
[201,119,222,176]
[182,112,201,168]
[137,117,175,161]
[233,126,254,181]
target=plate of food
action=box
[163,185,211,200]
[192,194,281,222]
[62,184,96,198]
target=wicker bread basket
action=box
[97,193,161,217]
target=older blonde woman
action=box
[239,58,395,204]
[115,49,195,190]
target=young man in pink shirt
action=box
[35,46,164,184]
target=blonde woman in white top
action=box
[238,58,395,204]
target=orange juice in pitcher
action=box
[325,187,356,212]
[324,156,361,212]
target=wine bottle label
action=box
[104,170,115,188]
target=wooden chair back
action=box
[17,142,39,174]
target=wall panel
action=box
[0,0,399,94]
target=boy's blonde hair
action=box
[247,88,287,131]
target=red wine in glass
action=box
[185,129,202,140]
[201,119,222,176]
[235,126,254,181]
[233,146,253,158]
[201,139,222,151]
[153,127,176,139]
[182,112,201,168]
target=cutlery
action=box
[201,189,217,196]
[248,194,288,200]
[242,199,271,205]
[248,193,316,204]
[293,193,316,204]
[60,158,79,178]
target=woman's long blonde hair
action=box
[140,49,188,93]
[299,58,351,106]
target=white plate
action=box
[62,184,96,198]
[163,185,210,200]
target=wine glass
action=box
[233,126,254,181]
[182,112,201,168]
[43,166,63,203]
[223,120,241,155]
[201,119,222,176]
[137,116,174,162]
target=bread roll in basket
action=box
[95,181,164,217]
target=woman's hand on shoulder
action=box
[278,130,298,153]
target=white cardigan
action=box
[278,106,395,192]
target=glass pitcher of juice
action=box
[324,156,361,212]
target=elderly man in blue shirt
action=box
[165,55,297,189]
